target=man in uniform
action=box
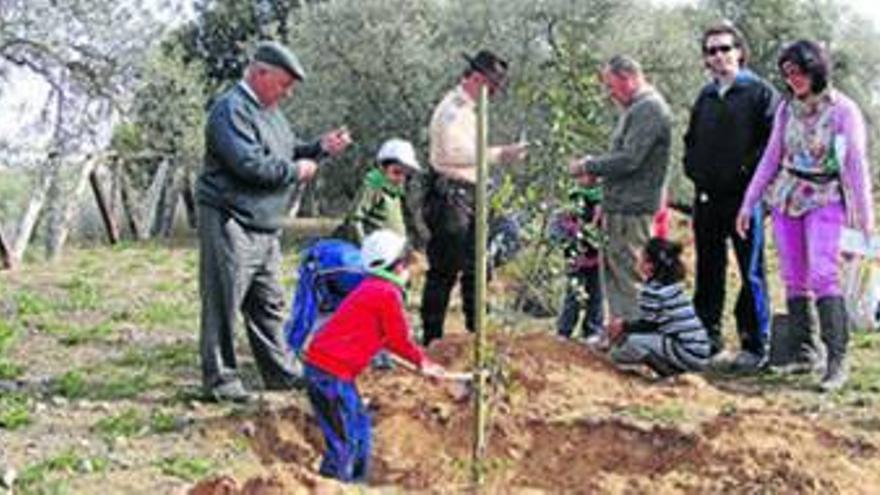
[196,41,351,402]
[420,49,528,346]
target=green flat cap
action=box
[253,41,306,81]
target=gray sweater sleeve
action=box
[206,100,299,189]
[586,99,666,179]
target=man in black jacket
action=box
[683,23,779,370]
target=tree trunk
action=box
[152,162,181,238]
[144,158,171,237]
[0,227,14,270]
[43,160,66,258]
[91,167,120,244]
[46,156,100,260]
[119,163,147,240]
[11,160,59,263]
[180,170,198,229]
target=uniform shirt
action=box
[428,86,503,184]
[303,276,426,382]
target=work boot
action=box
[728,349,768,373]
[777,297,824,374]
[208,381,253,404]
[817,296,850,392]
[705,323,724,357]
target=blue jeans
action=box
[557,268,604,339]
[304,365,372,483]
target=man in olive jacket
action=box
[569,55,672,322]
[196,41,351,402]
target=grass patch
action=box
[91,370,157,401]
[150,409,181,433]
[0,319,19,352]
[51,371,88,399]
[618,403,687,425]
[0,358,25,379]
[51,368,161,401]
[14,290,55,318]
[156,455,214,482]
[56,321,114,346]
[60,275,103,311]
[18,449,108,494]
[0,392,31,430]
[115,342,194,371]
[93,408,147,439]
[135,300,196,328]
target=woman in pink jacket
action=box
[736,40,874,391]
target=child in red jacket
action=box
[302,229,444,483]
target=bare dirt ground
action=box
[188,332,880,494]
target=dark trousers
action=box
[557,268,604,339]
[305,365,371,483]
[692,193,770,356]
[198,205,297,391]
[420,176,480,346]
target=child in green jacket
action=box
[335,138,422,244]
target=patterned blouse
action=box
[765,91,842,216]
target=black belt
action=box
[784,167,838,184]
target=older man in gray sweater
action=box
[197,42,351,403]
[569,55,672,322]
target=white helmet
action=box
[376,138,421,173]
[362,230,408,271]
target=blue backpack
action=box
[284,239,365,354]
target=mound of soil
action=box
[190,332,880,494]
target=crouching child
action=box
[301,230,445,483]
[607,238,711,377]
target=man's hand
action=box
[568,156,589,176]
[296,159,319,181]
[320,127,352,156]
[500,141,528,164]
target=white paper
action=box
[840,227,880,258]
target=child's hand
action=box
[606,318,625,344]
[420,360,446,379]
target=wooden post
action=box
[0,227,13,270]
[90,168,119,244]
[472,84,489,486]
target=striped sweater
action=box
[624,280,711,371]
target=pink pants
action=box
[771,202,844,299]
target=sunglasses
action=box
[704,44,735,56]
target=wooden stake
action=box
[472,84,489,486]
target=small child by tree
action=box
[301,230,445,483]
[607,237,711,377]
[553,173,605,344]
